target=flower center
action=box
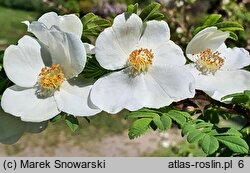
[37,64,65,97]
[195,48,224,75]
[128,48,154,73]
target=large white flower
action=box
[1,32,100,122]
[90,13,195,114]
[0,107,47,144]
[185,27,250,101]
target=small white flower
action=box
[1,33,100,122]
[185,27,250,101]
[0,106,47,144]
[90,13,195,114]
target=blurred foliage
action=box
[0,0,54,12]
[147,141,206,157]
[0,6,38,49]
[2,0,248,49]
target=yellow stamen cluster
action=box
[195,48,224,75]
[128,48,154,73]
[38,64,65,90]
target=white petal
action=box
[186,64,250,101]
[139,20,170,49]
[3,36,44,87]
[186,27,229,61]
[28,22,86,79]
[148,66,195,101]
[48,30,86,79]
[90,66,195,114]
[1,86,60,122]
[39,40,52,66]
[25,21,51,45]
[38,12,59,29]
[83,43,95,54]
[95,13,142,70]
[90,69,149,114]
[153,40,186,66]
[54,80,101,116]
[205,70,250,100]
[0,107,25,144]
[218,44,250,70]
[38,12,83,38]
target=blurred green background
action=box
[0,0,249,156]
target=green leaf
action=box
[81,13,111,38]
[160,115,172,131]
[146,12,164,21]
[217,136,249,153]
[241,126,250,136]
[136,108,162,114]
[199,134,219,155]
[231,95,249,104]
[153,115,164,130]
[182,123,195,135]
[208,129,219,136]
[152,115,172,131]
[139,2,162,22]
[82,13,97,28]
[167,110,186,125]
[203,14,222,26]
[128,118,152,139]
[81,57,110,79]
[221,92,244,100]
[171,110,191,118]
[82,13,110,28]
[243,90,250,99]
[229,32,238,41]
[187,130,205,143]
[215,22,244,31]
[193,26,207,35]
[222,128,243,137]
[50,114,63,123]
[65,115,79,132]
[195,122,213,129]
[127,3,138,14]
[126,111,158,119]
[203,107,220,124]
[201,126,214,133]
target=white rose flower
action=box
[1,33,100,122]
[0,107,47,144]
[90,13,195,114]
[185,27,250,100]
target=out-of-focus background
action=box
[0,0,249,156]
